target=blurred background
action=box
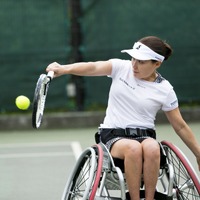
[1,0,200,114]
[0,2,199,199]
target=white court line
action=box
[71,141,83,161]
[0,141,72,148]
[0,141,82,160]
[0,152,73,159]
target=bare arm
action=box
[165,108,200,170]
[46,60,112,78]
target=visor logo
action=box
[136,45,141,50]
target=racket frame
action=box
[32,71,54,128]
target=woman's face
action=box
[131,58,161,81]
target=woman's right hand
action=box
[46,62,65,78]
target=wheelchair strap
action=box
[98,128,156,144]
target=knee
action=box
[143,140,160,159]
[125,141,142,159]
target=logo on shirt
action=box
[119,78,135,90]
[137,83,145,89]
[170,100,178,107]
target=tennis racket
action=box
[32,71,54,129]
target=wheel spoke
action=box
[162,141,199,200]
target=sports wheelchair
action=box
[61,140,200,200]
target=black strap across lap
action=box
[97,128,156,144]
[112,128,156,138]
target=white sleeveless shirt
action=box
[100,59,178,129]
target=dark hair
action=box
[139,36,173,61]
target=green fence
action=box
[1,0,200,113]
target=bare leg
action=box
[111,139,143,200]
[142,139,160,200]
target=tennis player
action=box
[46,36,200,200]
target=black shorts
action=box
[95,128,156,151]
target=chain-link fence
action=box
[1,0,200,112]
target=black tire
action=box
[161,141,200,200]
[61,146,101,200]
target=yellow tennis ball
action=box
[15,95,30,110]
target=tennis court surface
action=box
[0,142,79,200]
[0,124,199,200]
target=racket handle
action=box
[47,71,54,80]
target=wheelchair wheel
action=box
[61,144,103,200]
[161,141,200,200]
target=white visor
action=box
[121,42,165,62]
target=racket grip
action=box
[47,71,54,80]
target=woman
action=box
[46,36,200,200]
